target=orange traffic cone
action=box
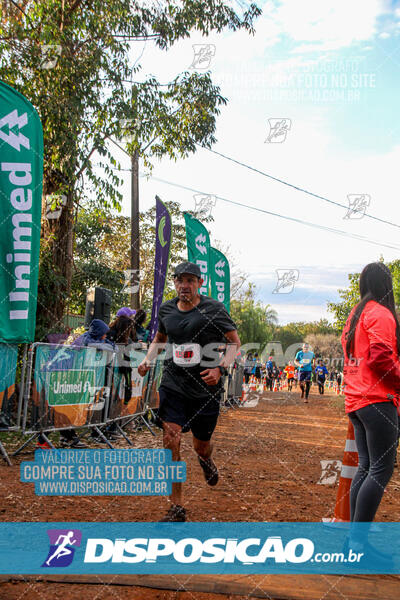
[273,379,277,392]
[323,420,358,526]
[240,384,249,404]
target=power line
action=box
[195,144,400,231]
[139,172,400,252]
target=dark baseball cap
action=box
[173,262,201,278]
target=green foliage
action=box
[0,0,261,333]
[68,201,213,316]
[327,258,400,331]
[274,319,337,351]
[35,239,69,340]
[230,283,278,345]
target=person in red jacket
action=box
[341,262,400,566]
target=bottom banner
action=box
[0,523,399,574]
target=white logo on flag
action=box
[0,110,30,151]
[195,234,207,255]
[215,259,225,277]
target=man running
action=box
[284,361,295,391]
[315,360,329,394]
[265,356,274,391]
[138,262,240,522]
[294,342,315,403]
[271,364,280,390]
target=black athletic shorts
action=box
[299,371,312,382]
[158,386,220,441]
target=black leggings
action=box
[349,402,398,523]
[317,378,325,394]
[288,378,293,391]
[300,380,311,398]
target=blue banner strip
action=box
[0,522,399,574]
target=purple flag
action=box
[149,196,172,341]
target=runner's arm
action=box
[200,330,240,386]
[138,331,167,376]
[219,330,241,369]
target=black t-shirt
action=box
[157,295,237,401]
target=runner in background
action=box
[294,367,299,389]
[243,352,253,384]
[278,367,283,390]
[294,342,315,403]
[138,262,240,522]
[254,353,262,382]
[284,361,295,391]
[271,363,280,390]
[315,360,329,395]
[265,356,274,391]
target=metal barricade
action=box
[0,342,19,464]
[21,343,114,435]
[107,345,149,423]
[145,352,165,412]
[0,343,19,429]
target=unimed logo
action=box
[84,536,314,564]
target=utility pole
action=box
[130,149,140,310]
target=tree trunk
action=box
[36,183,74,338]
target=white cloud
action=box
[273,0,387,52]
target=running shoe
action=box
[60,436,87,448]
[198,456,219,486]
[160,504,186,522]
[36,440,52,450]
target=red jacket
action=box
[341,300,400,413]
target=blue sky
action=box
[97,0,400,324]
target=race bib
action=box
[173,343,201,366]
[302,358,310,365]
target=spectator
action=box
[134,309,149,343]
[60,319,113,448]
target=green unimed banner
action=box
[184,213,210,296]
[0,81,43,342]
[47,370,96,407]
[210,247,230,312]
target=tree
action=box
[327,258,400,331]
[304,333,343,369]
[67,201,214,319]
[230,283,278,345]
[273,319,337,351]
[0,0,261,333]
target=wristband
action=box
[217,365,227,376]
